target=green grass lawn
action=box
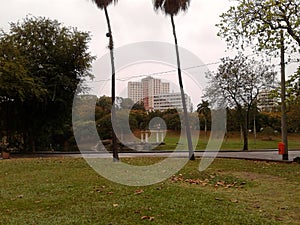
[1,157,299,224]
[154,131,300,151]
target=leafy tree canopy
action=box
[286,66,300,100]
[0,16,95,151]
[217,0,299,55]
[204,54,276,109]
[204,53,276,150]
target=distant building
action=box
[128,76,169,111]
[257,90,278,112]
[154,92,193,112]
[128,76,192,111]
[128,82,143,105]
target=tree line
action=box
[75,95,300,145]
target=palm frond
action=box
[91,0,118,9]
[153,0,190,16]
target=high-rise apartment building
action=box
[128,76,192,111]
[257,89,278,112]
[128,76,170,110]
[128,81,143,104]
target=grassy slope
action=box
[1,157,299,224]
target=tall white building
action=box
[257,89,278,112]
[128,76,192,111]
[128,76,169,110]
[128,82,143,104]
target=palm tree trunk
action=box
[171,15,195,160]
[253,113,256,145]
[204,118,207,139]
[104,7,119,162]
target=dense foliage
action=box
[0,16,94,151]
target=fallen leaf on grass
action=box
[230,199,238,203]
[225,182,237,189]
[170,174,184,182]
[93,186,106,193]
[185,179,208,186]
[135,189,144,195]
[11,195,24,201]
[141,216,155,221]
[215,181,225,187]
[171,174,244,189]
[275,217,284,221]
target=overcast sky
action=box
[0,0,234,58]
[1,0,296,107]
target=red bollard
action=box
[278,142,285,155]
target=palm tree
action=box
[153,0,195,160]
[197,100,210,138]
[91,0,119,161]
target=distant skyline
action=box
[1,0,297,107]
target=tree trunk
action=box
[171,15,194,160]
[280,30,288,160]
[28,130,36,152]
[104,7,119,162]
[243,116,249,151]
[238,107,249,151]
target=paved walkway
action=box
[7,150,300,162]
